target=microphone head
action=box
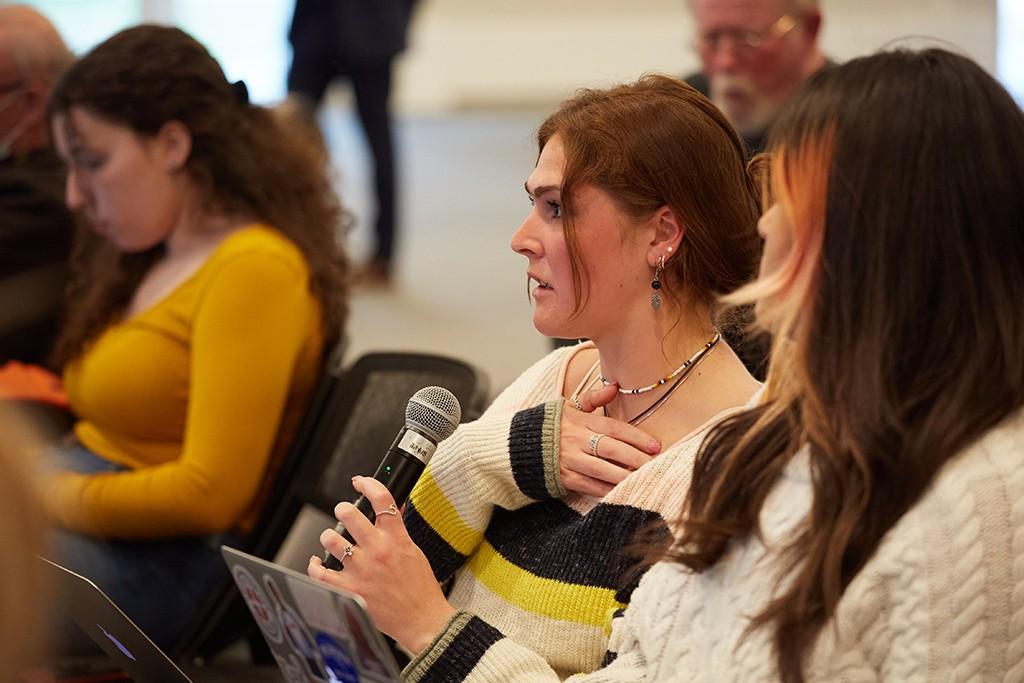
[406,386,461,443]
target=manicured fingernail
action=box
[648,440,661,453]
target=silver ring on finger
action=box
[570,395,583,411]
[342,544,354,557]
[589,432,605,457]
[375,503,399,517]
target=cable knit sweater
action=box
[454,407,1024,682]
[402,343,749,682]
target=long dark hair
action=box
[536,74,762,330]
[671,49,1024,682]
[48,25,348,366]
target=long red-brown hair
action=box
[670,49,1024,682]
[536,74,762,333]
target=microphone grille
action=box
[406,386,461,443]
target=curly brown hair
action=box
[48,25,348,367]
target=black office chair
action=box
[173,350,489,665]
[169,338,347,663]
[297,351,489,516]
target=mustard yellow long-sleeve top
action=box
[49,225,325,539]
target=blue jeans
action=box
[49,444,241,653]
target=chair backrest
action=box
[171,337,347,662]
[174,350,489,663]
[241,340,350,561]
[299,351,489,516]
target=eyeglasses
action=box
[693,14,798,59]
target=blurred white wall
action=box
[22,0,1008,109]
[999,0,1024,103]
[394,0,999,113]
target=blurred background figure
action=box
[0,408,50,682]
[0,5,75,366]
[43,24,347,651]
[287,0,419,286]
[685,0,828,154]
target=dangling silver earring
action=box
[651,255,665,310]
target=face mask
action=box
[0,87,31,161]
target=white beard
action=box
[710,73,780,139]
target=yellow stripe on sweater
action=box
[467,541,626,627]
[410,469,484,556]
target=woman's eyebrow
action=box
[525,181,559,197]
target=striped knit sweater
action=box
[445,407,1024,682]
[402,343,748,682]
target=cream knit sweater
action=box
[463,408,1024,682]
[403,343,751,681]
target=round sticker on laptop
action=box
[316,633,360,683]
[232,565,283,644]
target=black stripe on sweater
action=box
[485,500,666,589]
[509,404,555,500]
[405,500,469,582]
[615,524,671,604]
[418,616,503,683]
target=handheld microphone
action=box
[322,386,461,570]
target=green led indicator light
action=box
[385,465,392,473]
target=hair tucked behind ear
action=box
[48,25,348,367]
[536,75,762,341]
[666,49,1024,683]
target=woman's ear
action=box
[647,205,684,267]
[153,120,192,172]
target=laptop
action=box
[39,556,192,683]
[222,546,401,683]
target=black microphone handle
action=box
[322,437,428,570]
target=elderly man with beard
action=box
[0,5,75,365]
[684,0,829,154]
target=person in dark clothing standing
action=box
[287,0,418,285]
[0,5,75,366]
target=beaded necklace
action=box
[601,331,721,395]
[627,343,712,425]
[568,331,721,425]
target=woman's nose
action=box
[65,168,87,211]
[510,213,542,258]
